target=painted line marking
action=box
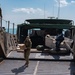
[0,73,14,75]
[35,53,45,58]
[7,52,12,57]
[33,61,39,75]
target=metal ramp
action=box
[0,50,75,75]
[7,50,73,60]
[0,59,75,75]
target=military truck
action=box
[16,19,75,57]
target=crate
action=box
[18,44,25,50]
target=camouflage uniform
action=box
[24,36,32,66]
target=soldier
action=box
[56,29,64,51]
[24,36,32,67]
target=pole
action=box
[44,0,46,19]
[8,21,10,33]
[57,0,60,18]
[1,17,2,27]
[53,3,54,17]
[13,23,14,34]
[44,3,45,18]
[0,7,2,27]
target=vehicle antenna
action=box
[57,0,60,19]
[52,1,54,17]
[44,1,46,19]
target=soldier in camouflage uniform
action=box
[24,36,32,67]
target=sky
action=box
[0,0,75,28]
